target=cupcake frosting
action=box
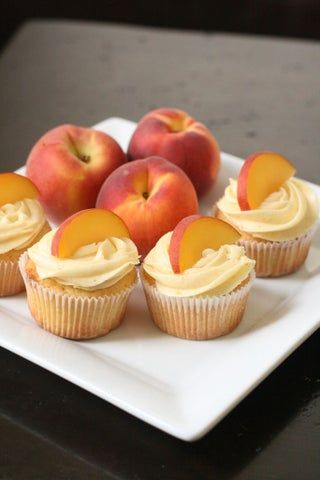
[143,232,255,297]
[0,198,46,254]
[217,177,319,241]
[28,230,140,290]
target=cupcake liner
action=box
[237,228,315,277]
[141,270,255,340]
[19,253,136,339]
[0,260,25,296]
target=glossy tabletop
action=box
[0,20,319,479]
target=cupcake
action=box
[0,173,51,296]
[19,209,139,339]
[141,215,255,340]
[215,152,319,277]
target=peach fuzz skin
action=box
[26,125,126,224]
[237,151,296,211]
[168,215,241,273]
[96,156,199,257]
[127,108,220,197]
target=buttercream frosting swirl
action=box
[217,178,319,241]
[0,198,46,254]
[143,232,255,297]
[28,230,139,290]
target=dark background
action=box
[0,3,319,480]
[1,0,320,50]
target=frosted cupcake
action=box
[141,215,255,340]
[19,209,139,339]
[215,152,319,277]
[0,173,50,296]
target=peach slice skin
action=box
[169,215,241,273]
[0,172,39,207]
[237,151,296,211]
[51,208,130,258]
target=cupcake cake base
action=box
[0,260,25,296]
[19,253,137,340]
[0,222,51,296]
[141,270,255,340]
[215,208,315,277]
[237,229,314,277]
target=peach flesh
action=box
[169,215,241,273]
[51,208,130,258]
[237,151,296,210]
[0,173,39,207]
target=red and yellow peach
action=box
[96,156,199,257]
[26,124,126,223]
[128,108,220,196]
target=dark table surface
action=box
[0,20,319,480]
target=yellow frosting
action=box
[28,230,140,290]
[217,178,319,241]
[143,232,255,297]
[0,198,46,254]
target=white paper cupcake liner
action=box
[19,252,136,339]
[237,228,315,277]
[141,270,255,340]
[0,259,25,296]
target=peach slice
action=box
[52,208,130,258]
[237,151,296,210]
[0,172,39,207]
[169,215,241,273]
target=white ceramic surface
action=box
[0,117,319,441]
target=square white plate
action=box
[1,117,319,441]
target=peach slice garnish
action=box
[237,151,296,210]
[169,215,241,273]
[0,172,40,207]
[51,208,130,258]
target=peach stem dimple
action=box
[155,114,191,133]
[168,118,188,133]
[67,134,91,163]
[78,154,91,163]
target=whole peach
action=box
[96,156,199,257]
[26,124,126,223]
[128,108,220,196]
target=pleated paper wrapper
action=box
[19,252,136,339]
[141,270,255,340]
[0,259,25,296]
[237,228,315,277]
